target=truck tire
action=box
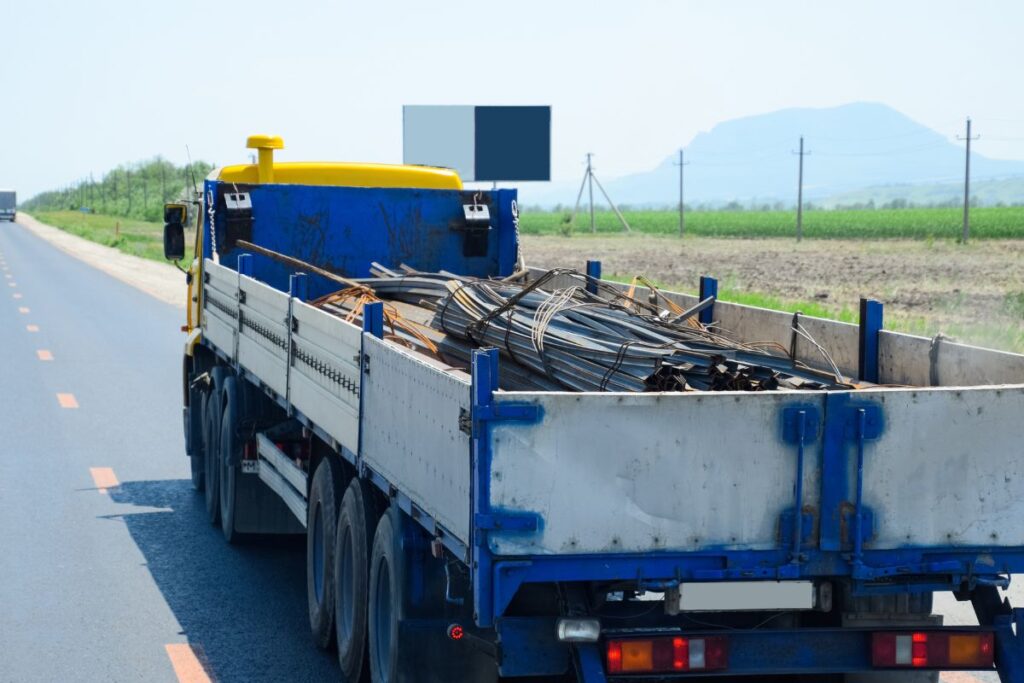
[368,511,402,683]
[308,457,341,650]
[219,376,242,543]
[204,368,227,525]
[335,478,378,681]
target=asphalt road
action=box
[0,218,1013,683]
[0,219,340,682]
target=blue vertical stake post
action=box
[585,260,601,295]
[699,275,718,326]
[471,348,500,628]
[858,298,883,383]
[357,301,385,473]
[237,253,253,277]
[363,301,384,339]
[289,272,307,302]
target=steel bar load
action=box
[314,265,855,393]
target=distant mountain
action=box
[528,102,1024,208]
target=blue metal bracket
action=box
[585,260,601,294]
[820,396,885,552]
[574,643,609,683]
[475,512,540,532]
[858,298,884,383]
[781,405,820,565]
[699,275,718,325]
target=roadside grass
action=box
[31,210,195,263]
[521,206,1024,240]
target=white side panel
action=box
[201,260,239,359]
[862,386,1024,548]
[879,330,1024,387]
[489,391,824,555]
[361,336,472,544]
[237,275,290,397]
[289,303,363,454]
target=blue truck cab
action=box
[174,136,1024,682]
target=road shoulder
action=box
[16,213,185,309]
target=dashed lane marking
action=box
[12,293,21,299]
[37,350,53,361]
[18,307,29,314]
[26,324,39,332]
[88,467,119,494]
[165,644,212,683]
[8,282,16,287]
[57,393,78,409]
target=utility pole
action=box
[586,153,595,232]
[957,117,980,243]
[673,149,690,237]
[569,152,632,233]
[793,136,810,242]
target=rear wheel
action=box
[368,512,401,683]
[307,457,341,650]
[218,376,241,543]
[335,478,378,681]
[203,370,225,525]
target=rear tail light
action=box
[606,636,727,674]
[872,631,994,669]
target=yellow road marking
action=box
[26,324,39,332]
[165,644,212,683]
[18,307,29,314]
[57,393,78,409]
[89,467,119,494]
[37,350,53,361]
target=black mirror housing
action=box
[164,221,185,261]
[163,202,187,261]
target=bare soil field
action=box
[522,235,1024,353]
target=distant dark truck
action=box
[0,189,16,221]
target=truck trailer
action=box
[167,135,1024,682]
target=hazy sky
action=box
[3,0,1023,199]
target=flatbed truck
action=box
[167,135,1024,682]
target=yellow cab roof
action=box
[215,162,463,191]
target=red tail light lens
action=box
[606,636,727,673]
[872,631,994,669]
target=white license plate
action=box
[678,581,815,612]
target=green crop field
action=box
[520,206,1024,240]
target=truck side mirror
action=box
[163,203,187,261]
